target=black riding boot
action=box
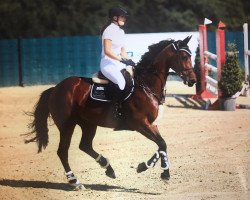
[111,85,123,119]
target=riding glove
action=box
[121,58,136,67]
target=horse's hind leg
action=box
[78,123,116,179]
[57,122,84,190]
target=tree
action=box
[218,42,243,98]
[0,0,249,39]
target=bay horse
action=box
[26,36,196,190]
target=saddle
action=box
[90,67,134,102]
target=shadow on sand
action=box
[0,179,160,195]
[166,94,206,109]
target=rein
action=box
[135,69,167,104]
[137,79,162,103]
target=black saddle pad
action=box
[90,80,134,102]
[90,84,111,102]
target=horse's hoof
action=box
[72,183,85,191]
[161,169,170,181]
[105,167,116,179]
[75,184,85,191]
[137,162,148,173]
[106,171,116,179]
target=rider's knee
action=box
[118,78,125,90]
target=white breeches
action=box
[100,59,126,90]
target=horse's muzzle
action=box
[187,79,196,87]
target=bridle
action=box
[135,41,193,104]
[171,42,193,82]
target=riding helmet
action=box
[109,6,128,19]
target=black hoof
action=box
[137,162,148,173]
[161,169,170,180]
[105,166,116,179]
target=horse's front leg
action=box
[136,123,170,180]
[159,150,170,180]
[137,151,160,172]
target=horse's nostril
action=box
[188,79,196,87]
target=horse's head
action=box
[170,36,197,87]
[136,37,196,87]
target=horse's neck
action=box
[142,62,170,99]
[136,44,173,102]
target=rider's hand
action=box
[120,58,136,67]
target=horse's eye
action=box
[182,56,188,61]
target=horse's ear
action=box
[182,36,192,46]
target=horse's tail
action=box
[25,87,54,153]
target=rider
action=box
[100,6,135,118]
[100,6,135,92]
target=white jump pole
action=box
[243,23,250,97]
[243,23,249,81]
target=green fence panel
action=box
[21,36,101,85]
[225,32,245,67]
[0,39,19,86]
[207,32,216,67]
[207,31,249,69]
[0,32,248,87]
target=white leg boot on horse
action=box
[78,123,116,179]
[65,171,85,190]
[135,122,171,181]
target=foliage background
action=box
[0,0,249,39]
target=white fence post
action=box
[243,23,250,97]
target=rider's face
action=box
[114,16,126,26]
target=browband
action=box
[172,43,192,56]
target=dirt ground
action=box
[0,81,249,200]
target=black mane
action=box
[135,39,174,74]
